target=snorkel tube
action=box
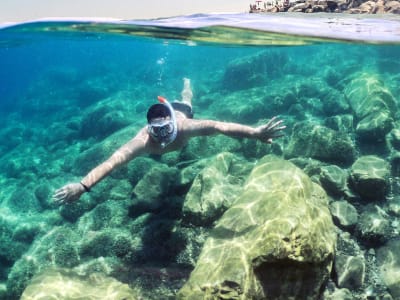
[147,96,178,148]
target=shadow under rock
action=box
[128,193,187,264]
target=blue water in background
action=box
[1,13,400,299]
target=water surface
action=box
[1,12,400,299]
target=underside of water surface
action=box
[0,13,400,300]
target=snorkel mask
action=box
[147,96,178,148]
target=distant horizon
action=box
[0,0,248,23]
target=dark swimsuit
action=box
[172,102,194,119]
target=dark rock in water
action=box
[133,164,179,211]
[356,110,394,141]
[127,157,159,186]
[285,122,356,165]
[387,128,400,151]
[319,165,349,197]
[322,87,350,116]
[59,197,96,222]
[330,201,358,229]
[356,205,391,246]
[344,73,396,142]
[376,239,400,299]
[7,189,42,213]
[177,156,336,300]
[6,256,38,299]
[389,151,400,177]
[349,155,390,201]
[0,217,30,266]
[34,182,54,210]
[334,254,365,289]
[182,152,251,227]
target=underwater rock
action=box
[76,199,131,232]
[179,158,211,187]
[221,50,287,91]
[6,256,38,299]
[285,122,356,165]
[344,73,396,142]
[356,205,391,246]
[387,128,400,151]
[324,114,354,133]
[59,196,97,222]
[79,104,131,140]
[0,217,30,267]
[349,155,390,201]
[323,287,353,300]
[79,229,132,259]
[20,268,137,300]
[6,189,42,214]
[376,239,400,299]
[334,254,365,289]
[127,157,157,187]
[5,226,84,298]
[321,87,350,116]
[330,201,358,229]
[133,164,179,211]
[390,152,400,177]
[177,155,336,300]
[355,110,394,141]
[319,165,349,197]
[182,152,250,227]
[73,125,135,175]
[34,182,54,210]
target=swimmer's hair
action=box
[147,103,171,123]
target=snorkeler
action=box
[53,78,286,204]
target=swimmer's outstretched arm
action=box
[53,129,148,205]
[185,116,285,144]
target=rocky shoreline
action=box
[250,0,400,14]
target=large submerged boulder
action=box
[177,155,336,300]
[182,152,251,227]
[344,73,397,141]
[349,155,390,201]
[21,268,137,300]
[285,122,356,165]
[377,239,400,299]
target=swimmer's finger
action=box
[264,116,278,128]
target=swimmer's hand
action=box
[255,116,286,143]
[53,183,85,205]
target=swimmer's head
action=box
[147,96,177,148]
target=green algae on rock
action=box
[356,205,392,246]
[177,155,336,300]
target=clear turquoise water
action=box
[1,13,400,299]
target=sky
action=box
[0,0,249,23]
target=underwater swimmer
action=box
[53,78,286,204]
